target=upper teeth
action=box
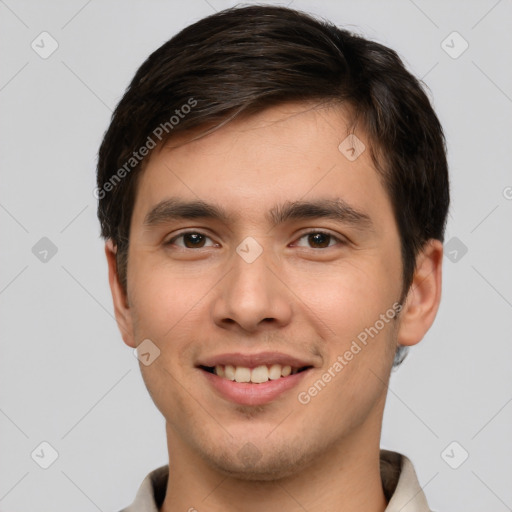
[215,364,296,383]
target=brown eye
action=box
[182,233,206,248]
[307,232,332,248]
[167,231,214,249]
[294,230,343,249]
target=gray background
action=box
[1,0,511,510]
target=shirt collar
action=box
[120,449,431,512]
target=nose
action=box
[211,243,293,333]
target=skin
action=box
[106,101,443,512]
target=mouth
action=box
[199,363,313,384]
[196,352,316,406]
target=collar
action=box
[120,449,431,512]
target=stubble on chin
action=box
[194,431,325,482]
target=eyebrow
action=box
[144,197,374,232]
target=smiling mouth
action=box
[199,364,312,384]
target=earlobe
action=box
[105,239,136,348]
[396,239,444,347]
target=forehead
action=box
[132,101,393,232]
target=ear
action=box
[105,239,136,348]
[397,239,443,347]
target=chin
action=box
[198,441,315,482]
[209,457,301,482]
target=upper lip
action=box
[197,351,316,369]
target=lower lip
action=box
[200,369,311,406]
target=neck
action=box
[160,416,387,512]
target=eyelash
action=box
[165,230,346,250]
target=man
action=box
[96,5,449,511]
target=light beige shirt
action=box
[120,449,432,512]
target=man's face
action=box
[119,102,405,479]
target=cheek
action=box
[128,256,205,339]
[294,256,399,399]
[294,257,397,339]
[129,269,205,418]
[138,356,204,438]
[299,317,397,434]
